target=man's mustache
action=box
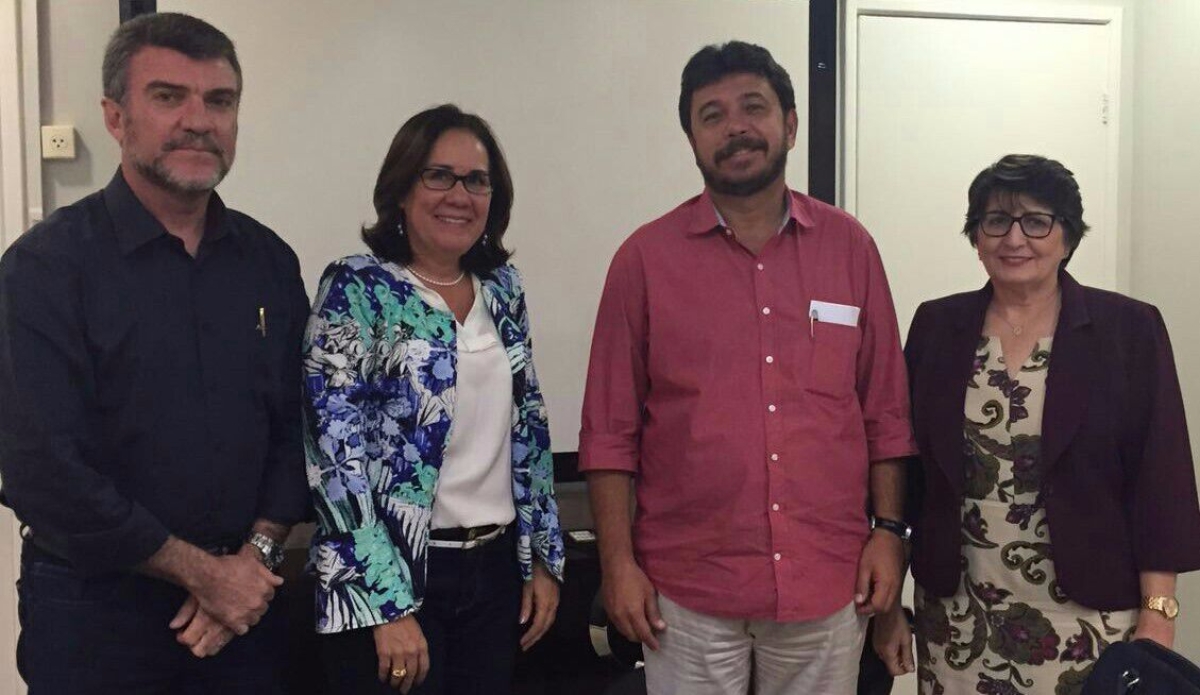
[715,136,768,164]
[164,135,223,156]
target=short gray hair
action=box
[102,12,242,103]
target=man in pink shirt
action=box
[579,42,917,693]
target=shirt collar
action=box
[685,188,814,236]
[103,168,233,256]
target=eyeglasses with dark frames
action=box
[419,167,493,195]
[976,211,1060,239]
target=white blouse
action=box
[403,270,516,530]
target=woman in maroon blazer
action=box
[873,155,1200,694]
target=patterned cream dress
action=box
[914,336,1137,695]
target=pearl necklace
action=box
[406,265,465,287]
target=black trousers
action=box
[16,542,285,695]
[320,529,523,694]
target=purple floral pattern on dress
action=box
[986,369,1033,425]
[915,336,1135,694]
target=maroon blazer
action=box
[905,271,1200,610]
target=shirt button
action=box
[770,453,779,462]
[765,355,774,364]
[724,229,733,237]
[762,307,771,315]
[771,503,780,512]
[757,263,764,270]
[773,553,782,562]
[768,404,776,413]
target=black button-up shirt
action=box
[0,171,311,575]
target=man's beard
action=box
[697,135,788,197]
[134,155,228,195]
[128,126,231,195]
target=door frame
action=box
[0,0,37,691]
[841,0,1127,291]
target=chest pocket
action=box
[807,322,861,398]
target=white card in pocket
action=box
[809,300,860,327]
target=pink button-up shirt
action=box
[579,189,916,622]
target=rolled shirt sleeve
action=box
[578,239,649,475]
[0,236,170,574]
[853,233,919,463]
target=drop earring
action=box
[396,218,406,237]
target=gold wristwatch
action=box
[1143,595,1180,620]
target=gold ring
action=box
[391,668,407,679]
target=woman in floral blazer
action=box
[303,105,565,694]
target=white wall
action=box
[1,2,36,690]
[35,0,117,213]
[1131,0,1200,662]
[156,0,811,452]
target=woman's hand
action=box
[373,616,430,692]
[519,562,560,651]
[1133,609,1176,649]
[872,603,915,676]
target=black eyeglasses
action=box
[419,168,493,195]
[976,211,1060,239]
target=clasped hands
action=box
[170,543,283,658]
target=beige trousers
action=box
[644,595,867,695]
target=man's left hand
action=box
[170,594,236,658]
[170,544,271,657]
[855,530,904,616]
[519,563,560,651]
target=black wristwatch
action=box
[870,515,913,542]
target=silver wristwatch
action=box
[246,532,284,571]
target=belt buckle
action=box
[466,527,481,542]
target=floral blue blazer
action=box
[303,254,565,634]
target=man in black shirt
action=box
[0,13,309,693]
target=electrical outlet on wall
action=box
[40,125,76,160]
